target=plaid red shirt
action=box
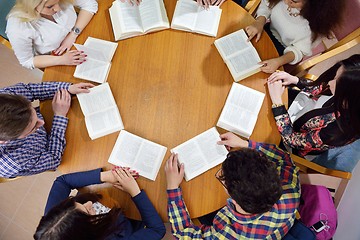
[167,140,300,239]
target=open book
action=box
[214,29,262,82]
[109,0,169,40]
[217,83,265,139]
[170,127,228,181]
[73,37,118,83]
[171,0,222,37]
[77,83,124,140]
[108,130,167,181]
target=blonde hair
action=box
[7,0,74,22]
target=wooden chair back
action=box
[291,153,352,180]
[244,0,261,16]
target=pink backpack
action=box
[298,184,337,240]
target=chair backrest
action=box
[290,35,360,77]
[0,0,16,39]
[244,0,261,16]
[291,153,352,180]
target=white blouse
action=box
[256,0,312,64]
[6,0,98,69]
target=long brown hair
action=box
[34,193,123,240]
[309,54,360,141]
[267,0,345,41]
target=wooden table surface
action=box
[41,0,283,221]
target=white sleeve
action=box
[74,0,98,14]
[284,33,312,65]
[255,0,271,19]
[5,17,35,69]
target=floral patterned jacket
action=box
[272,79,342,157]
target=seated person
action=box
[34,167,166,240]
[267,54,360,158]
[165,132,300,239]
[245,0,344,73]
[6,0,98,69]
[0,82,93,178]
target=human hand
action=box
[267,71,299,86]
[101,167,139,183]
[165,153,184,190]
[68,83,95,94]
[211,0,226,6]
[52,89,71,117]
[54,32,78,56]
[59,50,86,66]
[120,0,141,6]
[245,21,264,42]
[260,58,282,73]
[112,168,141,197]
[217,132,248,150]
[197,0,211,8]
[267,80,285,105]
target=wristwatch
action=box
[71,26,81,35]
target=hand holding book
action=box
[217,132,248,150]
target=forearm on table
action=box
[45,116,69,165]
[33,55,66,68]
[276,51,295,66]
[45,168,102,214]
[74,10,95,32]
[254,16,266,27]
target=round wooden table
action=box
[41,0,283,221]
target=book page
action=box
[77,83,124,139]
[133,140,167,180]
[194,6,221,37]
[73,58,110,83]
[74,43,109,63]
[226,47,261,81]
[77,83,116,116]
[83,37,118,62]
[139,0,169,32]
[171,0,198,31]
[214,29,250,59]
[217,83,265,138]
[171,127,228,181]
[85,107,124,139]
[108,131,167,181]
[116,1,143,33]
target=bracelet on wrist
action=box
[272,103,284,108]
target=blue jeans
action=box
[311,139,360,172]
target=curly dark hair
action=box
[34,193,123,240]
[268,0,345,41]
[220,148,282,214]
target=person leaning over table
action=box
[245,0,344,73]
[267,54,360,162]
[6,0,98,69]
[0,82,94,178]
[34,167,166,240]
[165,132,300,239]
